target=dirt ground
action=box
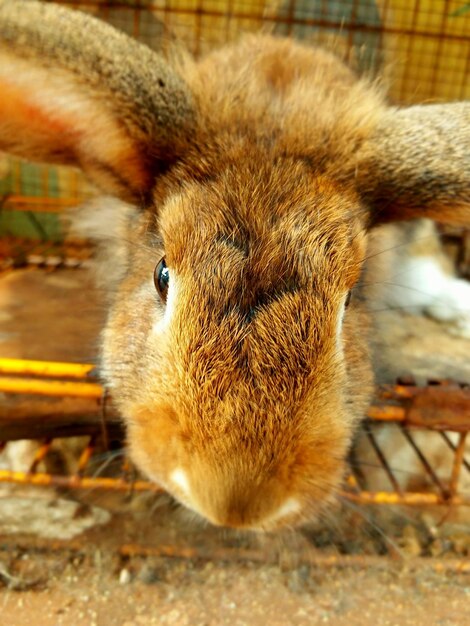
[1,266,470,626]
[0,499,470,626]
[1,550,470,626]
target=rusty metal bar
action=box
[365,426,404,495]
[440,431,470,473]
[367,405,406,421]
[399,425,449,498]
[1,459,468,506]
[0,397,122,441]
[2,533,470,573]
[0,469,160,493]
[345,473,360,491]
[342,490,470,507]
[447,432,468,498]
[370,383,470,431]
[75,437,95,477]
[118,544,470,573]
[29,440,53,473]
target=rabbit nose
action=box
[215,504,250,529]
[210,496,302,529]
[201,487,302,529]
[170,467,301,529]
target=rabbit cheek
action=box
[126,405,183,491]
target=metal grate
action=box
[0,1,469,555]
[1,357,469,509]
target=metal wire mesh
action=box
[1,357,469,509]
[0,1,470,528]
[1,0,469,241]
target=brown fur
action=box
[0,1,469,530]
[357,105,470,225]
[0,0,194,200]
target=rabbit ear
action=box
[0,0,194,202]
[357,103,470,226]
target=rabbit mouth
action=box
[175,491,304,531]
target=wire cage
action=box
[1,0,470,246]
[1,358,470,511]
[1,0,470,556]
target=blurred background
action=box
[0,0,469,248]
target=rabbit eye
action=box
[154,257,169,302]
[345,291,352,308]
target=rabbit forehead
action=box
[158,161,366,286]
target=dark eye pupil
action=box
[154,257,169,301]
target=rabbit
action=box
[365,219,470,338]
[0,0,468,532]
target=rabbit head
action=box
[0,1,468,530]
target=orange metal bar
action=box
[1,467,467,507]
[0,469,161,493]
[76,440,95,476]
[30,440,53,473]
[4,195,84,213]
[119,544,470,573]
[0,358,96,380]
[0,377,103,398]
[448,432,468,497]
[3,535,470,573]
[367,405,407,421]
[342,490,470,506]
